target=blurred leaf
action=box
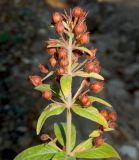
[37,103,65,135]
[14,144,58,160]
[54,122,76,149]
[44,0,68,9]
[60,75,72,97]
[35,84,51,92]
[89,96,112,108]
[72,106,108,128]
[75,143,121,159]
[75,71,104,80]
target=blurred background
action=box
[0,0,139,159]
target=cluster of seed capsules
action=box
[29,7,117,147]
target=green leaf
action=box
[52,152,76,160]
[89,130,101,138]
[75,143,121,159]
[75,47,92,56]
[60,75,72,97]
[89,96,112,108]
[37,103,65,135]
[72,138,93,154]
[75,71,104,80]
[47,44,63,48]
[35,84,51,92]
[54,122,76,149]
[42,71,54,80]
[72,106,108,128]
[14,144,58,160]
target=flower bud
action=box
[95,137,105,147]
[74,22,87,35]
[49,57,57,67]
[85,62,94,73]
[47,48,56,55]
[93,63,101,73]
[56,67,65,75]
[109,112,117,121]
[90,82,104,93]
[58,48,67,59]
[84,100,92,107]
[40,134,50,141]
[108,121,117,129]
[55,22,64,33]
[79,32,90,44]
[52,12,62,23]
[38,64,49,73]
[42,91,52,100]
[79,95,89,105]
[72,7,84,17]
[100,110,109,119]
[59,58,68,67]
[29,75,42,86]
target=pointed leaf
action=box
[35,84,51,92]
[14,144,58,160]
[75,71,104,80]
[75,143,121,159]
[89,96,112,108]
[72,106,108,128]
[54,122,76,149]
[42,71,54,81]
[37,103,65,135]
[89,130,101,138]
[60,75,72,97]
[75,47,92,56]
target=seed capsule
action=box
[49,57,57,67]
[108,121,117,129]
[42,91,52,100]
[29,75,42,86]
[95,137,105,147]
[72,7,84,17]
[56,67,65,75]
[40,134,50,141]
[74,22,87,35]
[47,48,56,55]
[85,62,94,73]
[90,82,104,93]
[79,95,89,105]
[58,48,67,59]
[38,64,49,73]
[59,58,68,67]
[109,112,117,121]
[79,32,90,44]
[55,22,64,33]
[52,12,62,23]
[100,110,109,119]
[84,100,92,107]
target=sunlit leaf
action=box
[14,144,58,160]
[89,96,112,108]
[89,130,101,138]
[60,75,72,97]
[75,143,121,159]
[52,152,76,160]
[75,71,104,80]
[42,71,54,81]
[37,103,65,135]
[54,122,76,149]
[75,47,92,56]
[35,84,51,92]
[72,106,108,128]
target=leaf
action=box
[52,152,76,160]
[89,130,101,138]
[60,75,72,97]
[37,103,65,135]
[54,122,76,149]
[14,144,58,160]
[72,106,108,128]
[89,96,112,108]
[42,71,54,81]
[75,47,92,56]
[47,44,63,48]
[35,84,51,92]
[71,63,79,70]
[72,138,93,154]
[75,71,104,80]
[75,143,121,159]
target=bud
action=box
[109,112,117,121]
[38,64,49,73]
[42,91,52,100]
[56,67,65,75]
[90,82,104,93]
[29,75,42,86]
[58,48,67,59]
[55,22,64,33]
[93,63,101,73]
[74,22,87,35]
[79,32,90,44]
[47,48,56,55]
[72,7,84,17]
[79,95,89,105]
[100,110,109,119]
[108,121,117,129]
[95,137,105,147]
[52,12,62,23]
[59,58,68,67]
[40,134,50,141]
[84,100,91,107]
[49,57,57,67]
[85,62,94,73]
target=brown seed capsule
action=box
[108,121,117,129]
[40,134,50,141]
[42,91,52,100]
[55,22,64,33]
[100,110,109,119]
[79,95,89,105]
[85,62,94,73]
[93,63,101,73]
[38,64,49,73]
[90,82,104,93]
[52,12,62,23]
[58,48,67,59]
[109,112,117,121]
[84,100,92,107]
[56,67,65,75]
[49,57,57,67]
[95,137,105,147]
[74,22,87,35]
[72,6,84,17]
[29,75,42,86]
[47,48,56,55]
[59,58,68,67]
[79,32,90,44]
